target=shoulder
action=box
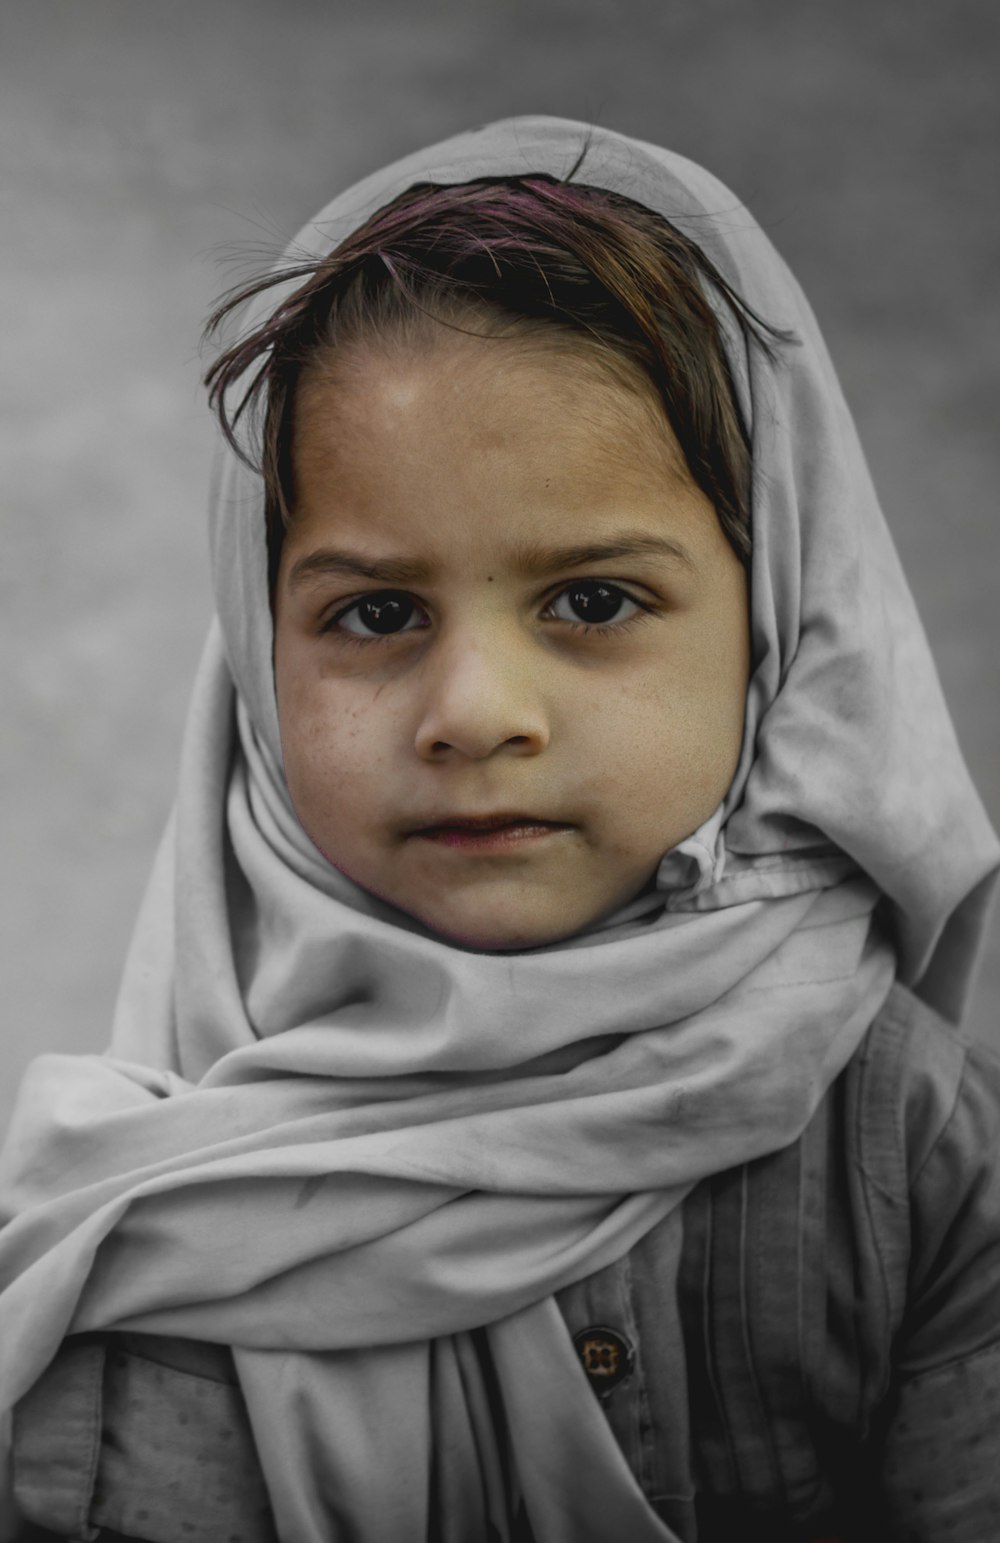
[848,979,1000,1184]
[846,981,1000,1373]
[844,990,1000,1534]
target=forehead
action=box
[283,335,725,584]
[292,329,688,502]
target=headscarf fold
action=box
[1,117,996,1542]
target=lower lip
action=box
[414,822,573,850]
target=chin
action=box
[414,908,582,954]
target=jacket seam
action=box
[908,1041,970,1194]
[104,1342,238,1392]
[897,1335,1000,1387]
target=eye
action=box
[546,581,644,627]
[331,590,425,637]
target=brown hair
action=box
[204,171,782,588]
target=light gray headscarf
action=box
[0,117,996,1542]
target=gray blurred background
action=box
[2,0,998,1134]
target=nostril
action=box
[416,717,549,761]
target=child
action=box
[1,115,998,1543]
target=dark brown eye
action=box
[336,591,421,637]
[550,582,638,625]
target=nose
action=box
[413,629,550,762]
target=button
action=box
[572,1325,635,1399]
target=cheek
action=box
[275,666,381,828]
[589,628,748,825]
[670,580,751,771]
[620,644,746,765]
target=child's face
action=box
[274,332,750,950]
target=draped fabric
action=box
[1,117,996,1542]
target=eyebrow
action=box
[286,530,697,591]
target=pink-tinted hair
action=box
[204,170,785,586]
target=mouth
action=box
[408,812,575,849]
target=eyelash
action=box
[320,582,657,647]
